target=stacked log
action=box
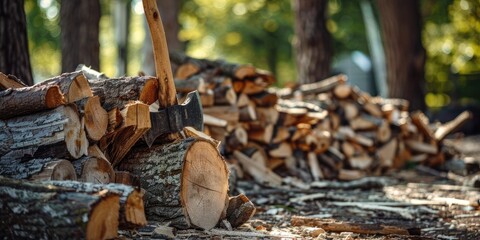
[172,54,471,185]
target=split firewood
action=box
[114,171,140,186]
[0,177,120,239]
[239,104,257,122]
[183,126,221,149]
[0,105,88,160]
[377,138,398,167]
[0,85,65,119]
[291,216,420,235]
[268,142,293,158]
[46,180,147,229]
[225,194,256,228]
[411,111,435,140]
[434,110,472,141]
[255,107,279,125]
[338,169,366,181]
[0,157,76,181]
[0,72,27,89]
[36,71,93,103]
[333,84,352,99]
[203,113,228,127]
[119,138,229,230]
[100,102,151,166]
[74,96,108,142]
[249,90,278,107]
[233,150,282,187]
[76,64,108,81]
[405,139,438,155]
[72,156,115,184]
[240,142,269,167]
[226,127,248,150]
[214,85,237,105]
[279,74,347,99]
[203,106,240,123]
[200,89,215,107]
[248,124,274,144]
[174,75,207,93]
[307,152,324,181]
[89,76,159,111]
[107,107,123,133]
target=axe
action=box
[142,0,203,145]
[144,91,203,147]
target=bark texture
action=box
[0,158,76,181]
[0,177,120,239]
[0,85,65,119]
[0,105,88,160]
[37,71,93,103]
[292,0,332,84]
[377,0,426,111]
[72,156,115,184]
[0,0,33,86]
[61,0,101,72]
[46,180,147,228]
[118,138,229,230]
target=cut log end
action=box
[139,77,159,105]
[45,85,66,108]
[75,157,115,184]
[84,96,108,141]
[181,140,229,230]
[86,192,120,240]
[64,105,89,159]
[125,189,148,226]
[29,159,78,181]
[68,74,93,103]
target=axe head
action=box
[143,91,204,147]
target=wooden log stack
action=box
[172,54,471,185]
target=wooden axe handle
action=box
[142,0,177,108]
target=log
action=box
[226,127,248,149]
[241,142,269,167]
[36,71,93,103]
[214,85,237,105]
[411,111,435,140]
[0,105,88,160]
[107,108,122,132]
[174,76,207,93]
[333,84,352,99]
[46,180,147,229]
[291,216,420,235]
[249,90,278,107]
[100,102,151,166]
[114,171,140,186]
[242,79,266,95]
[233,150,282,187]
[279,74,347,98]
[203,113,228,127]
[183,126,221,150]
[225,194,256,228]
[74,96,108,141]
[0,177,120,239]
[377,138,398,168]
[89,76,158,111]
[0,85,65,119]
[0,157,76,181]
[0,72,27,89]
[203,106,239,123]
[248,124,274,144]
[200,90,215,107]
[238,105,257,122]
[268,142,293,158]
[72,156,115,184]
[119,138,229,230]
[308,152,324,181]
[405,139,438,154]
[255,107,279,125]
[338,169,366,181]
[434,110,472,141]
[76,64,108,81]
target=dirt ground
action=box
[122,136,480,239]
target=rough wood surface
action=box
[46,180,147,229]
[75,96,108,141]
[119,138,229,230]
[72,156,115,184]
[89,76,158,111]
[0,177,120,239]
[0,85,64,120]
[36,71,92,103]
[0,157,76,181]
[0,105,88,160]
[0,72,27,89]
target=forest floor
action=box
[122,136,480,239]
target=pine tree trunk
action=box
[61,0,101,72]
[377,0,426,111]
[0,0,33,86]
[292,0,332,84]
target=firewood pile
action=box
[0,68,237,238]
[171,53,472,187]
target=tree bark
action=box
[292,0,332,84]
[36,71,93,103]
[0,85,65,119]
[0,0,33,86]
[0,105,88,160]
[46,180,147,229]
[0,177,120,239]
[72,156,115,184]
[118,138,229,230]
[61,0,101,72]
[377,0,426,111]
[0,158,77,181]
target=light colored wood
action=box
[226,127,248,149]
[338,169,366,181]
[307,152,324,181]
[279,74,347,98]
[342,101,359,120]
[239,104,257,122]
[242,79,265,95]
[376,120,392,143]
[200,89,215,107]
[0,85,65,119]
[175,63,200,80]
[0,72,26,89]
[203,113,228,127]
[272,126,290,144]
[174,76,207,93]
[236,93,250,107]
[411,111,435,140]
[72,156,115,183]
[0,158,77,181]
[348,154,373,170]
[76,96,108,141]
[214,85,237,105]
[203,106,239,123]
[248,124,274,144]
[183,126,221,149]
[434,110,472,141]
[405,139,438,154]
[107,108,122,133]
[333,84,352,99]
[233,150,282,187]
[291,216,419,235]
[377,138,398,167]
[255,107,279,125]
[268,142,293,158]
[363,102,383,117]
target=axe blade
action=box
[143,91,204,147]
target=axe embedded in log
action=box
[144,91,203,147]
[142,0,204,144]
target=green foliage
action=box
[423,0,480,108]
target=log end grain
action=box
[139,77,159,105]
[84,96,108,141]
[86,190,120,239]
[67,73,93,103]
[45,85,66,108]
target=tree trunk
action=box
[0,177,120,239]
[0,0,33,86]
[36,71,93,103]
[61,0,101,72]
[118,138,229,230]
[377,0,426,111]
[292,0,332,84]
